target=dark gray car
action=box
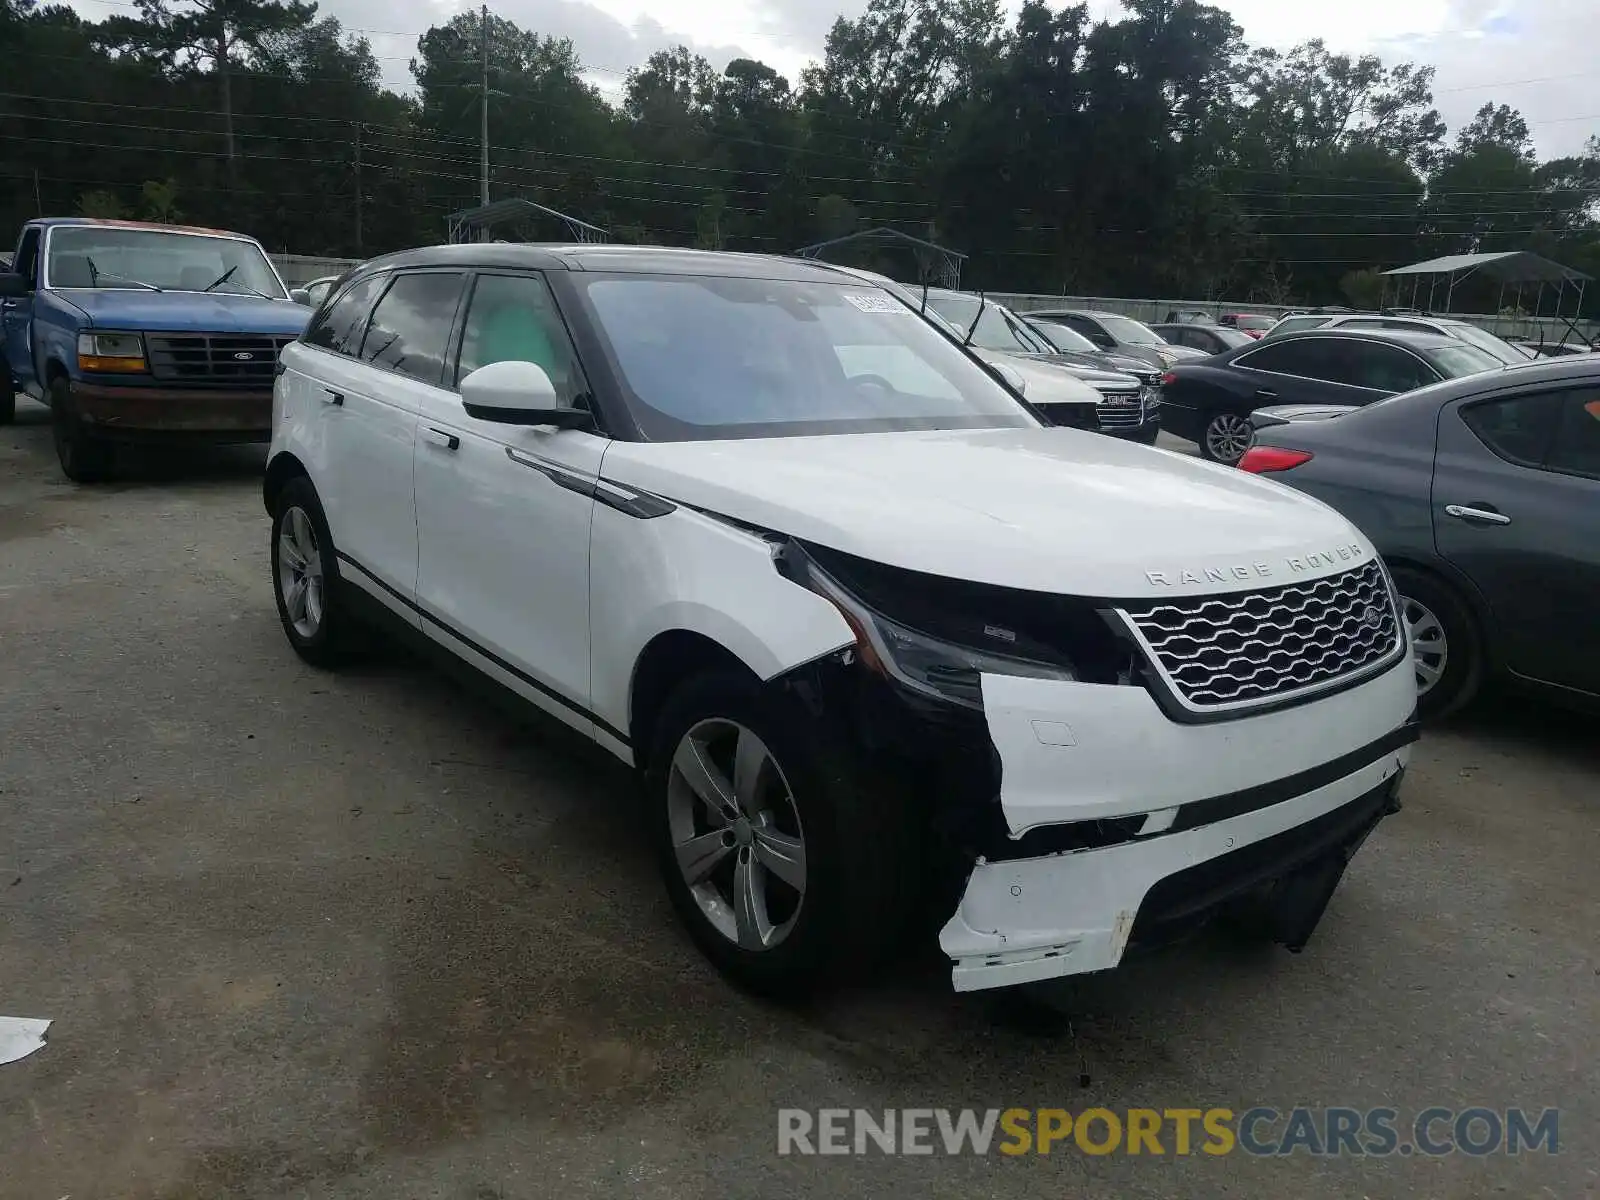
[1240,355,1600,718]
[1023,308,1209,368]
[1149,323,1256,356]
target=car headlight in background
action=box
[805,562,1077,708]
[77,331,147,373]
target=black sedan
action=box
[1160,329,1504,463]
[1239,354,1600,718]
[1148,322,1257,356]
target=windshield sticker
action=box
[842,293,905,314]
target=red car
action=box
[1219,313,1276,338]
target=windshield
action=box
[922,294,1054,355]
[1431,343,1504,378]
[46,226,286,298]
[1446,323,1527,365]
[1025,319,1098,354]
[1096,314,1164,345]
[1231,315,1275,331]
[1214,328,1256,349]
[576,275,1039,441]
[1268,316,1331,338]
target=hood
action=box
[1159,344,1211,361]
[59,289,312,335]
[601,427,1371,598]
[972,348,1100,407]
[1021,354,1142,388]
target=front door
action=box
[1433,384,1600,694]
[412,270,604,738]
[2,227,41,392]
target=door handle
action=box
[1444,503,1511,526]
[1,299,17,310]
[321,388,344,406]
[423,426,460,451]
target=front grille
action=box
[1095,390,1144,428]
[146,332,295,386]
[1117,560,1402,711]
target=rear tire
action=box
[1200,409,1254,464]
[1391,565,1483,720]
[645,669,917,999]
[50,377,113,482]
[270,475,363,668]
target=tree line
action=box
[2,0,1597,312]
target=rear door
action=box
[1231,336,1377,406]
[1432,383,1600,693]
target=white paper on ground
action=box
[0,1016,51,1065]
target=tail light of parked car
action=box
[1237,447,1314,474]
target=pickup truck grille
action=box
[1116,560,1402,712]
[1095,388,1146,429]
[145,333,295,387]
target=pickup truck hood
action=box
[601,427,1369,598]
[60,289,311,335]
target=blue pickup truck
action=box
[1,217,311,480]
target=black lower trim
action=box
[335,550,631,748]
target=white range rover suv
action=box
[265,244,1419,995]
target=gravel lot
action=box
[2,397,1596,1199]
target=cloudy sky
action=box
[72,0,1600,158]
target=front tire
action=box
[270,476,362,667]
[50,378,113,482]
[1200,409,1254,464]
[645,670,915,998]
[1392,565,1483,720]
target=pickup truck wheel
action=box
[270,476,361,667]
[646,670,915,999]
[50,380,113,482]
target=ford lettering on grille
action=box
[1115,560,1403,712]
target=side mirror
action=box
[0,272,28,298]
[289,287,311,305]
[460,359,591,429]
[991,361,1027,396]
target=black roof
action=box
[356,242,859,284]
[1261,328,1466,353]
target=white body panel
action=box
[600,428,1370,598]
[275,342,420,623]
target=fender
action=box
[587,500,854,744]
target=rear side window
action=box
[1547,390,1600,479]
[360,271,466,386]
[1237,337,1343,382]
[1343,343,1437,393]
[304,274,384,356]
[1461,392,1562,466]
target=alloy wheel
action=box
[1205,412,1255,463]
[665,717,807,952]
[1403,595,1449,697]
[277,506,326,639]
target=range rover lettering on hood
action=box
[1145,542,1367,588]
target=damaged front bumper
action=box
[939,662,1418,991]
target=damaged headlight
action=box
[804,561,1077,709]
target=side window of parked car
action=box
[455,272,587,406]
[1057,315,1114,348]
[1237,338,1343,382]
[1343,343,1437,393]
[12,228,40,287]
[304,274,385,356]
[360,271,466,386]
[1460,392,1563,466]
[1547,390,1600,479]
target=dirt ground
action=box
[2,398,1596,1199]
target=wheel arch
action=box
[627,629,760,764]
[263,450,310,517]
[1382,552,1498,673]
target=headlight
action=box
[805,562,1075,709]
[77,331,147,372]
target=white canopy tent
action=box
[1381,251,1590,334]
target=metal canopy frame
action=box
[793,227,967,289]
[1379,251,1591,345]
[446,197,609,245]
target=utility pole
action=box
[479,3,490,208]
[353,121,363,253]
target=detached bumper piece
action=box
[69,381,273,441]
[939,754,1407,993]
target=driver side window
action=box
[455,272,587,407]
